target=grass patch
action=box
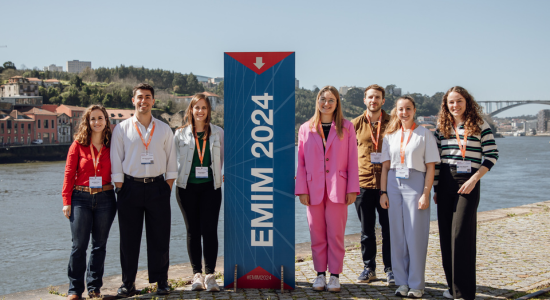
[47,285,67,297]
[507,213,516,217]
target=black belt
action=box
[124,174,164,183]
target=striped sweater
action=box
[433,121,499,187]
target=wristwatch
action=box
[379,190,387,196]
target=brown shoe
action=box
[66,295,81,300]
[88,291,101,298]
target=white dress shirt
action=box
[111,115,177,182]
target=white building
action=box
[44,64,63,72]
[66,60,92,73]
[208,77,223,85]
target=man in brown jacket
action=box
[351,84,394,285]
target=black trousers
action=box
[354,188,392,272]
[116,177,172,284]
[437,164,480,300]
[176,182,222,274]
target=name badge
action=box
[457,160,471,173]
[89,176,102,189]
[396,165,409,179]
[141,153,154,164]
[196,167,209,178]
[370,153,382,164]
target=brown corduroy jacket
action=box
[351,109,391,190]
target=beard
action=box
[367,105,382,113]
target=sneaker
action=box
[326,276,340,292]
[204,274,220,292]
[386,270,395,286]
[357,267,377,282]
[395,285,409,297]
[443,289,453,299]
[191,273,205,291]
[312,274,326,291]
[408,288,424,298]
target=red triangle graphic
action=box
[226,52,293,75]
[225,266,294,289]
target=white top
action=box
[111,115,177,182]
[381,125,440,172]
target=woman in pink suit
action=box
[296,85,360,292]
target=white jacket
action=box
[174,124,224,189]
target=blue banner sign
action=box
[224,52,296,289]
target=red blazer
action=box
[295,119,360,205]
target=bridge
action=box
[477,100,550,116]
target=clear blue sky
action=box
[1,0,549,116]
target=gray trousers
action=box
[387,169,430,290]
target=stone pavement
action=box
[4,200,550,300]
[113,200,550,300]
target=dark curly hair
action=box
[73,104,112,147]
[437,86,484,138]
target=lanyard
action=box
[133,120,155,153]
[400,123,416,164]
[318,123,327,147]
[454,123,468,160]
[366,112,382,152]
[194,130,207,166]
[90,144,102,177]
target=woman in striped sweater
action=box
[433,86,499,300]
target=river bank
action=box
[4,200,550,300]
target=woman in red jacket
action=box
[61,104,116,300]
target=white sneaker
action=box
[408,288,424,298]
[443,289,453,299]
[312,274,326,291]
[326,276,340,292]
[204,274,220,292]
[191,273,205,291]
[395,285,409,296]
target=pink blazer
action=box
[295,119,360,205]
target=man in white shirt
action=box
[111,83,177,297]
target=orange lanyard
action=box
[400,123,415,164]
[454,123,468,160]
[366,112,382,152]
[318,123,328,147]
[133,121,155,152]
[194,130,207,166]
[90,144,102,177]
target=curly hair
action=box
[73,104,113,147]
[385,96,416,135]
[437,86,484,138]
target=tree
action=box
[61,87,80,106]
[69,76,83,90]
[103,93,113,107]
[214,81,224,98]
[172,73,187,94]
[344,87,364,107]
[3,61,16,70]
[165,100,173,113]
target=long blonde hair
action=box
[308,85,345,139]
[437,86,483,138]
[74,104,112,147]
[386,96,416,134]
[178,93,212,140]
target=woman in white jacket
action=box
[174,93,224,292]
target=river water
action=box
[0,136,548,295]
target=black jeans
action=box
[354,188,392,272]
[116,177,172,284]
[437,164,480,300]
[68,190,116,296]
[176,182,222,274]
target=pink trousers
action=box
[306,190,348,274]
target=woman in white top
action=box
[174,93,224,292]
[379,96,440,298]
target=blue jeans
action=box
[67,189,116,296]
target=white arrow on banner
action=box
[253,57,265,69]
